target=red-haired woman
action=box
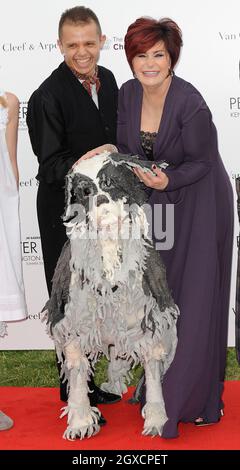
[116,17,233,438]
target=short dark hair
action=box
[124,17,183,71]
[58,6,102,39]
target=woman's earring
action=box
[168,68,174,77]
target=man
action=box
[27,6,120,420]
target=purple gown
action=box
[117,75,233,438]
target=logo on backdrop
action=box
[1,42,58,53]
[19,177,39,189]
[19,101,28,130]
[229,95,240,118]
[218,31,240,40]
[102,36,124,51]
[28,312,42,321]
[21,236,43,265]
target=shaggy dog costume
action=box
[46,152,179,440]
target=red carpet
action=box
[0,382,240,450]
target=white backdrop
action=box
[0,0,239,349]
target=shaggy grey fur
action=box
[46,152,179,439]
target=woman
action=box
[0,90,27,430]
[81,16,234,438]
[118,16,234,438]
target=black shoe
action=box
[194,418,220,426]
[60,388,68,402]
[60,385,121,406]
[89,385,121,406]
[98,414,107,426]
[194,409,223,426]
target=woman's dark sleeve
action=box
[164,93,213,191]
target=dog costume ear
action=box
[109,153,169,174]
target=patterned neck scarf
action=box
[70,66,100,96]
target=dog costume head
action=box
[64,151,168,244]
[62,152,169,285]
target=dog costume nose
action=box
[96,195,109,207]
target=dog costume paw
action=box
[141,402,168,436]
[61,404,101,440]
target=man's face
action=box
[58,20,106,77]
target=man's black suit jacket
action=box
[27,61,118,186]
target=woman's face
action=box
[132,41,171,89]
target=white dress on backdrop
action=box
[0,90,26,332]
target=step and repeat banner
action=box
[0,0,239,348]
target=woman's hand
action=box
[72,144,117,167]
[133,165,169,190]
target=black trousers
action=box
[37,182,69,399]
[37,182,67,296]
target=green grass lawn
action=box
[0,348,239,388]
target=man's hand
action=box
[72,144,117,167]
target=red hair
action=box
[124,17,183,71]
